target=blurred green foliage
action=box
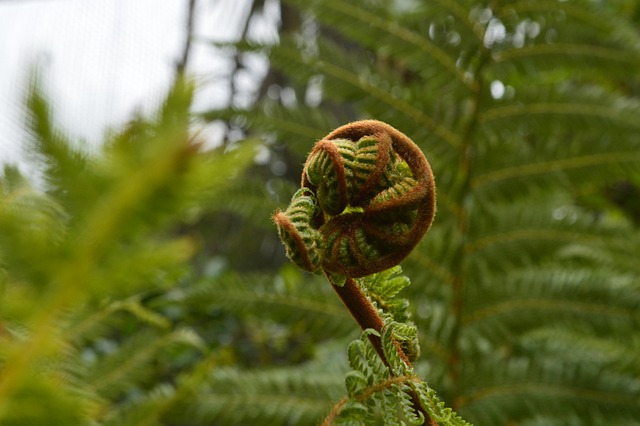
[0,78,262,424]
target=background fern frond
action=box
[204,0,640,423]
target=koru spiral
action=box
[273,120,436,279]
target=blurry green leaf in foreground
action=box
[0,77,256,425]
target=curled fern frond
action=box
[273,120,458,425]
[273,120,436,278]
[272,188,323,273]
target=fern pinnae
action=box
[293,0,468,86]
[85,329,203,399]
[273,188,323,273]
[271,39,461,148]
[192,362,344,425]
[472,150,640,190]
[65,296,169,344]
[498,0,640,55]
[479,100,640,130]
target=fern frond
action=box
[331,328,469,425]
[102,383,176,426]
[286,0,469,86]
[0,77,260,425]
[211,0,640,423]
[83,328,204,401]
[181,267,355,340]
[457,355,640,425]
[0,371,91,426]
[183,361,345,425]
[269,38,461,149]
[24,77,91,208]
[0,166,66,286]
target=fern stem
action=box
[328,275,399,363]
[327,273,438,425]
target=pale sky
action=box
[0,0,276,168]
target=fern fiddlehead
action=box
[274,119,436,278]
[274,120,443,425]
